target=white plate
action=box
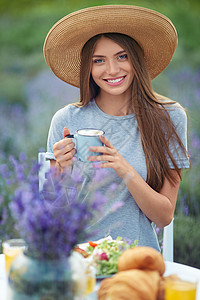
[78,236,114,251]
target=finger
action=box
[56,148,76,165]
[63,127,71,139]
[89,145,116,155]
[58,158,73,169]
[89,146,106,153]
[54,138,75,152]
[63,149,76,161]
[92,161,115,170]
[87,154,115,162]
[53,142,76,164]
[100,135,114,149]
[56,146,76,161]
[64,141,76,153]
[98,161,114,169]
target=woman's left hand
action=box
[87,135,134,179]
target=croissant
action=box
[98,269,160,300]
[157,276,165,300]
[118,246,165,276]
[98,277,113,300]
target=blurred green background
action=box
[0,0,200,267]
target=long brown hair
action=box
[77,33,189,191]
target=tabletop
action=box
[0,254,200,299]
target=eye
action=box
[118,54,128,60]
[93,58,104,64]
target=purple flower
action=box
[108,183,118,192]
[92,168,109,183]
[184,205,189,216]
[155,227,161,234]
[110,201,124,212]
[191,134,200,150]
[123,237,132,245]
[2,154,123,260]
[0,207,8,225]
[91,191,107,211]
[0,164,10,178]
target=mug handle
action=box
[65,134,74,138]
[65,134,77,158]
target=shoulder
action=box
[52,103,78,118]
[51,103,84,122]
[51,101,95,126]
[157,95,187,127]
[165,102,187,127]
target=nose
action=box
[106,59,120,75]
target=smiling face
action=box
[91,36,134,98]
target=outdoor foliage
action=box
[0,71,79,158]
[161,67,200,217]
[0,0,200,266]
[174,214,200,268]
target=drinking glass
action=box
[85,265,96,296]
[2,239,27,274]
[165,274,197,300]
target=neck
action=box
[95,91,132,116]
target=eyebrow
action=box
[92,50,126,58]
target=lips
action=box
[103,76,126,86]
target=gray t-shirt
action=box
[46,99,190,250]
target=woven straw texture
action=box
[43,5,177,87]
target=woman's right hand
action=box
[52,127,76,171]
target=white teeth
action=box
[107,77,124,83]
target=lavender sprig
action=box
[3,154,124,260]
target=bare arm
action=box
[125,169,180,228]
[88,135,180,228]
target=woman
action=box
[44,5,190,250]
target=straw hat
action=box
[44,5,177,87]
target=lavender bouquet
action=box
[1,153,123,260]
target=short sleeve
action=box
[167,105,190,169]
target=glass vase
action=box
[8,251,87,300]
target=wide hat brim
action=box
[44,5,177,87]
